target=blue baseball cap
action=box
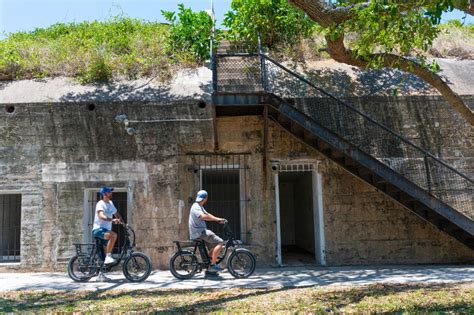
[196,190,208,202]
[99,187,114,195]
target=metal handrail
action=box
[212,43,473,217]
[260,54,474,184]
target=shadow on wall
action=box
[304,67,442,97]
[58,83,173,103]
[0,81,13,92]
[58,79,212,103]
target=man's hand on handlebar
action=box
[217,218,227,224]
[112,218,122,224]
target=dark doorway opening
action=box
[89,191,128,254]
[202,170,240,240]
[279,171,315,265]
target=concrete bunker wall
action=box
[0,95,473,270]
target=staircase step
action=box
[330,150,345,159]
[303,130,319,147]
[290,121,305,136]
[344,158,359,167]
[358,167,373,176]
[399,193,417,204]
[374,176,388,185]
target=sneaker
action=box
[104,256,116,264]
[210,264,224,272]
[96,272,111,282]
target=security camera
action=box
[126,127,136,135]
[270,160,280,172]
[115,114,128,123]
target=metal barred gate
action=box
[190,153,250,242]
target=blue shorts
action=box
[92,227,110,246]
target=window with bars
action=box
[0,194,21,262]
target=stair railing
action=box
[212,45,474,219]
[262,54,474,219]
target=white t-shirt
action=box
[93,200,117,231]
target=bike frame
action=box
[104,223,136,269]
[82,223,137,273]
[173,223,242,271]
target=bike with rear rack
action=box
[169,220,256,279]
[68,222,152,282]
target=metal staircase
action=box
[211,41,474,249]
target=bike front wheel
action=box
[67,255,96,282]
[123,252,152,282]
[227,248,256,278]
[169,251,198,279]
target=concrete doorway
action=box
[274,163,325,266]
[280,171,314,265]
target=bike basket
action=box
[73,243,96,257]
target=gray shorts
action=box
[196,229,223,251]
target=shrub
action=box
[161,4,215,63]
[223,0,315,49]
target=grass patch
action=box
[1,18,473,83]
[430,21,474,59]
[0,17,175,83]
[1,283,473,313]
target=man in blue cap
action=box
[188,190,226,273]
[92,187,123,280]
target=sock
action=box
[106,253,112,257]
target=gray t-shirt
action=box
[189,202,208,239]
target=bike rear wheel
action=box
[227,249,256,278]
[169,251,198,279]
[67,255,96,282]
[123,252,152,282]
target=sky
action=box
[1,0,473,39]
[0,0,232,38]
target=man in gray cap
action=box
[188,190,226,273]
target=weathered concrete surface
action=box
[1,49,474,274]
[0,67,212,103]
[0,101,216,270]
[1,96,473,271]
[266,113,474,266]
[301,58,474,97]
[293,95,474,221]
[1,58,473,104]
[0,96,473,271]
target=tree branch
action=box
[288,0,474,125]
[326,35,474,125]
[288,0,353,26]
[462,0,474,16]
